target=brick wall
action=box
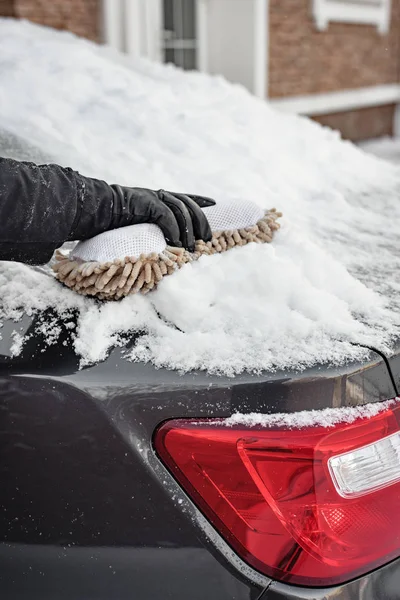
[269,0,400,98]
[0,0,101,41]
[312,104,395,141]
[0,0,15,16]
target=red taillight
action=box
[154,402,400,586]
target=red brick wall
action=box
[312,104,395,141]
[0,0,101,40]
[0,0,15,16]
[269,0,400,98]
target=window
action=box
[162,0,197,70]
[312,0,392,34]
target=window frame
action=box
[312,0,392,34]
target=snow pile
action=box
[1,19,400,374]
[222,398,399,429]
[360,136,400,164]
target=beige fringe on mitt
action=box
[53,208,282,300]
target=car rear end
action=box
[1,315,400,600]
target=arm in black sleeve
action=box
[0,157,214,265]
[0,157,104,265]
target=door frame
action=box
[102,0,268,99]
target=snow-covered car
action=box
[1,20,400,600]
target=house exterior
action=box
[0,0,100,40]
[1,0,399,141]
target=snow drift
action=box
[1,18,400,375]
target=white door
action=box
[202,0,268,98]
[160,0,268,97]
[103,0,268,97]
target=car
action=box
[2,132,400,600]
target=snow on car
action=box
[0,18,399,377]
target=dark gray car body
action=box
[1,129,400,600]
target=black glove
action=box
[72,180,215,252]
[109,186,215,251]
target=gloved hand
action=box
[71,180,216,253]
[109,186,215,252]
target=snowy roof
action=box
[1,18,400,376]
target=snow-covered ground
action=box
[1,19,400,375]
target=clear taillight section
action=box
[328,431,400,498]
[154,401,400,586]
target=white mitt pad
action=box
[72,199,265,262]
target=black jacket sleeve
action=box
[0,157,113,265]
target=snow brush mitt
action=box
[53,199,282,300]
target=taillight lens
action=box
[154,402,400,586]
